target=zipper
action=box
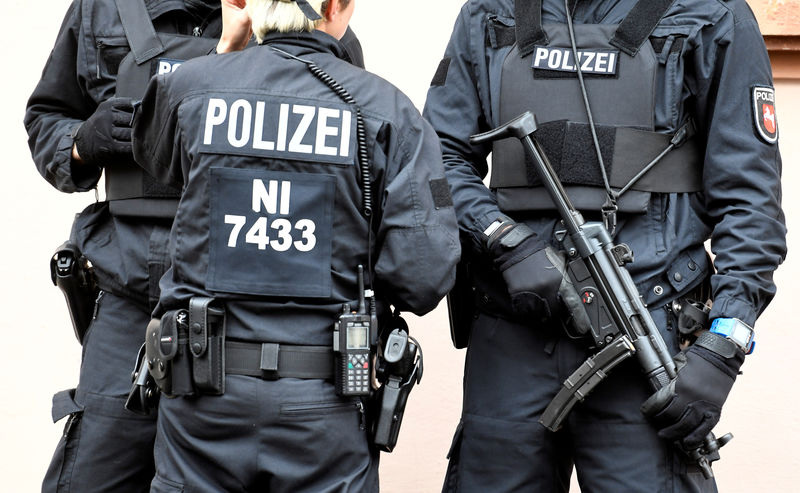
[92,290,105,320]
[63,412,82,438]
[281,401,356,414]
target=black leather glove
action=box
[641,331,745,449]
[73,97,136,166]
[489,222,564,320]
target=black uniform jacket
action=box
[133,30,460,344]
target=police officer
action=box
[424,0,786,491]
[24,1,363,491]
[131,0,459,490]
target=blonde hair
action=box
[248,0,326,42]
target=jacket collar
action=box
[261,30,353,64]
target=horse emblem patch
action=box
[752,86,778,144]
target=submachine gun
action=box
[470,112,731,478]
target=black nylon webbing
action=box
[515,0,548,57]
[226,341,334,379]
[610,0,676,56]
[114,0,165,64]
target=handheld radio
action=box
[334,265,374,396]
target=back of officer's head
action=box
[248,0,351,42]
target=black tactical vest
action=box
[491,0,702,214]
[106,0,218,218]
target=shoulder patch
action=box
[752,86,778,144]
[430,57,452,87]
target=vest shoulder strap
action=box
[514,0,547,57]
[610,0,677,56]
[513,0,677,58]
[114,0,165,64]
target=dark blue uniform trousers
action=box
[43,291,157,493]
[43,210,171,493]
[443,308,718,493]
[151,375,379,492]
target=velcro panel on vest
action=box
[108,198,179,218]
[514,0,547,56]
[490,120,615,189]
[106,162,181,200]
[610,0,677,57]
[491,121,702,193]
[535,121,615,188]
[105,161,181,218]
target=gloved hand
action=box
[489,222,564,320]
[73,97,136,166]
[641,331,745,449]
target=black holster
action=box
[125,342,161,415]
[50,241,98,344]
[144,311,193,397]
[142,297,225,397]
[672,277,713,345]
[371,319,423,452]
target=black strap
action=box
[189,297,213,357]
[292,0,322,21]
[114,0,165,64]
[610,0,676,57]
[694,331,738,359]
[496,186,652,214]
[225,340,334,380]
[515,0,548,57]
[108,198,179,219]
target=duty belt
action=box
[225,340,334,380]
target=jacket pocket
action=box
[280,400,359,420]
[95,36,129,80]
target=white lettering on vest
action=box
[580,51,595,71]
[252,179,291,215]
[204,98,227,145]
[532,46,618,75]
[547,49,562,70]
[228,99,252,148]
[157,58,184,75]
[253,101,274,150]
[202,98,354,158]
[289,105,315,154]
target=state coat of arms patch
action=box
[752,86,778,144]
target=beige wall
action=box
[750,0,800,35]
[2,2,798,492]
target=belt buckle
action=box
[259,343,280,380]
